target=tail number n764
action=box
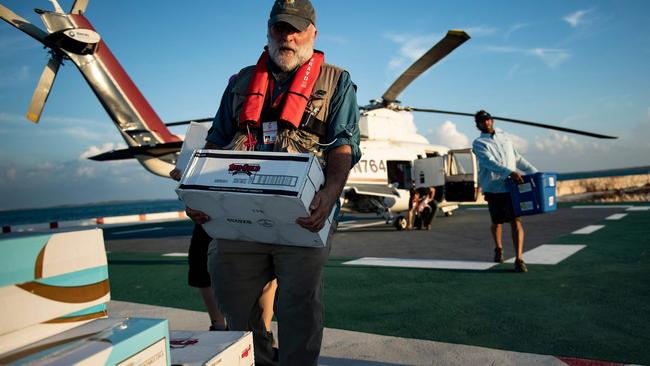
[352,159,386,174]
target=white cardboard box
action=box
[170,330,254,366]
[0,317,169,366]
[176,150,334,247]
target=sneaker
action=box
[494,248,504,263]
[514,259,528,273]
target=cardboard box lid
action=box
[0,317,169,366]
[170,330,253,366]
[179,150,321,198]
[176,122,210,173]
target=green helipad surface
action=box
[107,208,650,364]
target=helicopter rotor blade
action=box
[26,53,63,123]
[0,4,49,43]
[70,0,90,14]
[164,117,213,127]
[381,30,470,104]
[406,107,618,139]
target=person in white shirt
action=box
[472,110,538,272]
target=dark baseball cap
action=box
[269,0,316,32]
[474,110,492,123]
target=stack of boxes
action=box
[0,229,170,365]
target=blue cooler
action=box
[507,172,557,216]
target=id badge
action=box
[262,121,278,145]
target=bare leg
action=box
[491,223,503,250]
[260,279,278,331]
[198,286,226,329]
[510,219,524,260]
[407,208,415,229]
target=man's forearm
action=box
[323,145,353,197]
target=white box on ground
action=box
[0,317,169,365]
[413,156,445,188]
[176,122,210,172]
[176,150,334,247]
[170,330,254,366]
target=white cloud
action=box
[426,121,470,149]
[498,129,529,153]
[76,166,96,177]
[563,9,593,28]
[384,32,441,71]
[504,23,529,41]
[483,46,571,68]
[525,48,570,68]
[0,158,176,210]
[79,142,127,160]
[532,132,608,155]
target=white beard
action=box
[267,38,314,72]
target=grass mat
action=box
[107,210,650,364]
[324,211,650,364]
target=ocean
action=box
[1,166,648,227]
[0,200,185,227]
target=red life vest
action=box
[239,50,324,129]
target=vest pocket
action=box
[274,129,321,156]
[224,131,252,151]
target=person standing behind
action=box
[472,110,537,272]
[184,1,361,364]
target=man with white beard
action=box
[184,1,361,364]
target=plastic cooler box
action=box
[507,172,557,216]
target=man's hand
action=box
[186,207,210,224]
[169,168,182,181]
[296,187,338,232]
[296,145,352,233]
[509,171,524,184]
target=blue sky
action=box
[1,0,649,209]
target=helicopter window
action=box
[387,161,412,189]
[448,153,473,176]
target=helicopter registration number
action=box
[352,159,386,174]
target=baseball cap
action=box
[269,0,316,32]
[474,110,492,123]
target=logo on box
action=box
[228,163,261,176]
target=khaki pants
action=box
[207,237,330,366]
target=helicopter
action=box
[0,1,617,229]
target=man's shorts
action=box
[484,192,518,224]
[188,224,212,288]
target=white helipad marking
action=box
[572,225,605,234]
[338,220,386,231]
[112,227,164,235]
[606,213,627,220]
[627,206,650,211]
[572,205,632,209]
[163,253,188,257]
[504,245,586,265]
[342,257,497,270]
